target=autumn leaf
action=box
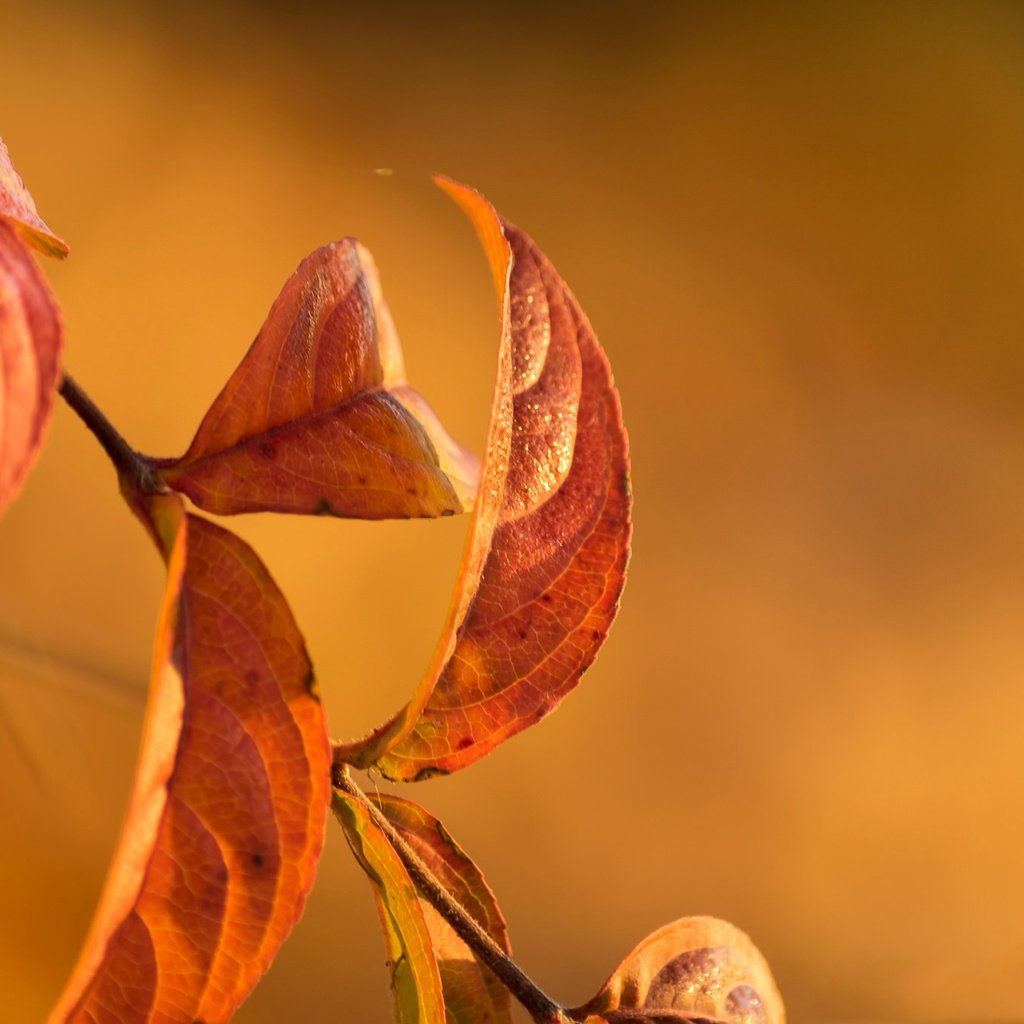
[50,492,330,1024]
[572,917,785,1024]
[336,178,631,779]
[333,788,514,1024]
[0,136,69,259]
[333,791,446,1024]
[0,139,67,519]
[374,794,514,1024]
[155,238,478,519]
[0,220,63,518]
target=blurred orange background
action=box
[2,2,1023,1021]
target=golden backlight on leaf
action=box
[157,239,478,519]
[50,493,331,1024]
[17,137,773,1023]
[0,220,63,518]
[335,179,631,779]
[374,794,514,1024]
[334,788,513,1024]
[574,917,785,1024]
[0,136,69,259]
[333,791,446,1024]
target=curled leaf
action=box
[157,239,478,519]
[336,179,631,779]
[374,794,514,1024]
[50,494,330,1023]
[333,791,446,1024]
[0,219,63,517]
[0,137,69,258]
[573,917,785,1024]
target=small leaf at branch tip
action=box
[50,494,331,1023]
[0,137,69,259]
[338,179,632,780]
[160,235,478,519]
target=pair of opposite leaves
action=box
[0,140,782,1022]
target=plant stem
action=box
[58,373,165,496]
[333,766,570,1024]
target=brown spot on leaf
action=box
[302,668,320,699]
[457,736,473,750]
[725,985,766,1024]
[648,946,728,1005]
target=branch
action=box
[333,767,570,1024]
[59,373,165,496]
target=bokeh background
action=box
[2,2,1023,1021]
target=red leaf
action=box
[0,137,69,259]
[573,917,785,1024]
[157,239,478,519]
[50,494,331,1023]
[0,220,63,517]
[336,179,631,779]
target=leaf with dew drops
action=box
[336,179,631,780]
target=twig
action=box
[58,373,165,496]
[333,766,570,1024]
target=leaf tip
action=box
[0,138,70,260]
[28,226,70,260]
[433,175,510,302]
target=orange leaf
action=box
[0,219,63,517]
[0,137,69,259]
[336,179,631,778]
[157,239,478,519]
[572,917,785,1024]
[374,794,514,1024]
[50,493,330,1023]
